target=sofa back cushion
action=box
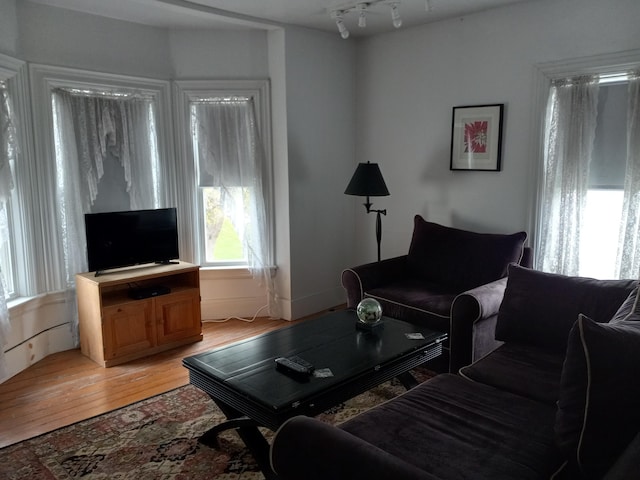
[495,265,636,352]
[407,216,526,292]
[555,304,640,478]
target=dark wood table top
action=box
[183,310,446,414]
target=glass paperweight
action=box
[356,298,383,330]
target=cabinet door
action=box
[102,301,156,360]
[155,290,202,345]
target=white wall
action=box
[354,0,640,265]
[0,0,18,56]
[16,1,174,78]
[280,26,357,319]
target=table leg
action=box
[396,371,419,389]
[199,396,280,480]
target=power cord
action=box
[203,303,274,323]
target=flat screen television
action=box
[85,208,179,275]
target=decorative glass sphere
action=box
[356,298,383,325]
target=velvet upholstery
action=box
[495,265,637,352]
[555,315,640,479]
[270,416,439,480]
[407,216,527,291]
[272,375,561,480]
[272,268,640,480]
[342,217,531,372]
[459,343,564,405]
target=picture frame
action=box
[450,104,504,171]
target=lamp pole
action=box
[364,196,386,262]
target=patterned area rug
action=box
[0,368,434,479]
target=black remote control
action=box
[287,355,315,373]
[275,357,311,375]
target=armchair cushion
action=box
[495,265,636,352]
[555,314,640,478]
[407,215,526,292]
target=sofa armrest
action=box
[449,277,508,373]
[270,416,439,480]
[603,432,640,480]
[341,255,409,309]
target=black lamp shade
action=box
[344,162,390,197]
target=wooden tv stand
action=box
[76,261,203,367]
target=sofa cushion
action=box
[459,343,564,405]
[495,265,636,352]
[555,315,640,478]
[610,284,640,324]
[407,215,526,292]
[340,374,562,480]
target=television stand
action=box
[76,261,202,367]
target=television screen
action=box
[85,208,179,274]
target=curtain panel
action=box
[616,72,640,279]
[538,75,600,276]
[192,97,278,317]
[52,89,161,345]
[0,81,17,381]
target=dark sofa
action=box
[270,266,640,480]
[342,215,531,371]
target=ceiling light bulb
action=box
[358,4,367,28]
[335,14,350,39]
[390,3,402,28]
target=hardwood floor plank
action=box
[0,316,307,448]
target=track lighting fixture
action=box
[329,1,427,39]
[390,3,402,28]
[358,3,367,28]
[332,10,350,39]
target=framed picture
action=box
[450,104,504,171]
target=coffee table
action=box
[183,309,446,479]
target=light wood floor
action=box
[0,317,303,449]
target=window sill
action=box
[199,265,277,280]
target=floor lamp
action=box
[344,162,390,262]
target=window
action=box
[176,80,273,270]
[537,70,640,279]
[175,79,278,316]
[0,80,16,299]
[580,80,628,278]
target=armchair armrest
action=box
[270,416,439,480]
[449,277,508,373]
[341,255,409,309]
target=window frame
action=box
[174,79,273,268]
[29,64,175,290]
[528,50,640,270]
[0,53,34,299]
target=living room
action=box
[0,0,639,391]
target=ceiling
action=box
[28,0,536,37]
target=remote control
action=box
[275,357,311,375]
[287,355,315,373]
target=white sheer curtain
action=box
[616,71,640,278]
[0,81,17,380]
[538,75,600,275]
[52,89,160,344]
[192,97,278,317]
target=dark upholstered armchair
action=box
[341,215,531,372]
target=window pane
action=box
[201,187,247,264]
[579,189,624,279]
[0,204,14,298]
